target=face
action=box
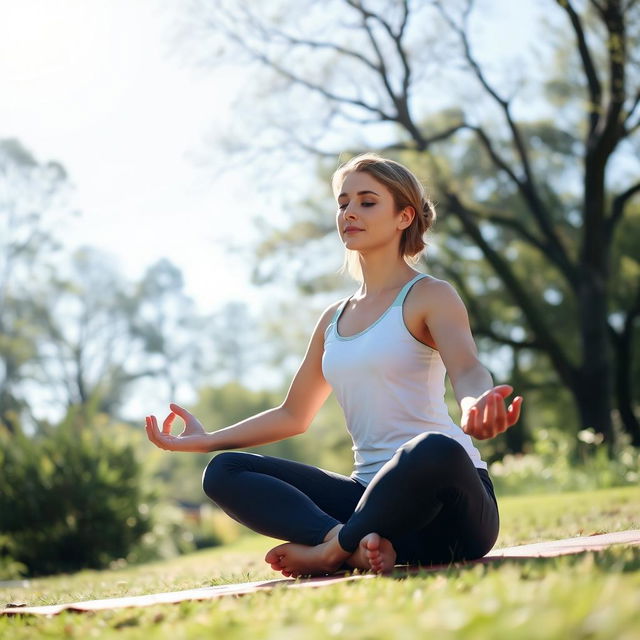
[335,171,413,254]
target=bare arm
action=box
[422,279,523,440]
[145,303,338,453]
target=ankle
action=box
[323,523,343,543]
[324,533,351,566]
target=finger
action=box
[169,403,190,419]
[145,416,163,447]
[483,394,496,428]
[163,412,176,434]
[463,406,478,434]
[506,396,524,426]
[493,394,508,433]
[468,407,489,439]
[493,384,514,398]
[151,416,166,446]
[146,415,159,436]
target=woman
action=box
[145,153,523,577]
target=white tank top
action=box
[322,273,486,486]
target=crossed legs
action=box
[202,433,499,576]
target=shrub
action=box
[489,427,640,495]
[0,416,151,577]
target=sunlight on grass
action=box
[1,486,639,639]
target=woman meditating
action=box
[145,153,523,577]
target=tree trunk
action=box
[575,271,613,440]
[612,327,640,446]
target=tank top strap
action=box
[391,273,428,308]
[328,297,351,326]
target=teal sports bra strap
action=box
[392,273,428,307]
[329,297,350,326]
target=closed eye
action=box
[337,201,375,211]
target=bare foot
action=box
[353,533,396,574]
[264,536,350,578]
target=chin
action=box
[342,237,367,249]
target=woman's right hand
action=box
[144,403,210,452]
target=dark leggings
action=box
[202,432,499,565]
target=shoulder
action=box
[314,298,348,336]
[405,276,468,328]
[409,275,463,307]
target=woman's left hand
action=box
[461,385,523,440]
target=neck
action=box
[358,250,416,296]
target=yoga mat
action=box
[2,530,638,616]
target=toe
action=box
[265,546,287,563]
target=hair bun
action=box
[422,199,436,225]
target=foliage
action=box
[1,138,229,427]
[489,427,640,496]
[183,0,640,447]
[0,487,638,639]
[146,382,355,508]
[0,138,70,432]
[0,414,151,577]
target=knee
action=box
[399,433,468,472]
[202,451,245,500]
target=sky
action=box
[0,0,551,419]
[1,0,261,313]
[0,0,545,316]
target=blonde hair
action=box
[332,153,436,281]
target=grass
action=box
[1,486,639,639]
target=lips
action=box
[344,226,363,233]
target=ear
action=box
[397,206,415,230]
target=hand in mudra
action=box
[145,403,208,452]
[461,385,523,440]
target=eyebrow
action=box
[337,190,380,199]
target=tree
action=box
[181,0,640,445]
[131,258,209,399]
[0,140,242,428]
[31,248,152,418]
[32,252,216,422]
[0,139,70,431]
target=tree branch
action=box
[556,0,602,134]
[266,26,381,75]
[245,42,394,122]
[470,126,577,284]
[589,0,607,15]
[483,213,550,255]
[435,3,536,184]
[434,3,573,280]
[623,88,640,134]
[345,0,422,146]
[209,4,397,122]
[599,0,627,153]
[443,190,579,390]
[608,180,640,233]
[470,126,523,188]
[439,260,543,350]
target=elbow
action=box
[278,404,310,437]
[450,359,487,383]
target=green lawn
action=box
[1,486,639,639]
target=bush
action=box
[489,427,640,495]
[0,415,151,577]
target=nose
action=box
[344,204,357,220]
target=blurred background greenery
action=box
[1,0,638,579]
